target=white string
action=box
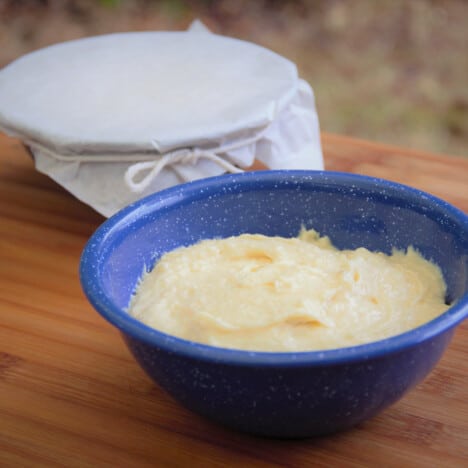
[124,148,243,193]
[28,132,264,194]
[124,133,264,193]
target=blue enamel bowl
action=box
[80,171,468,438]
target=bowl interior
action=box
[85,171,468,335]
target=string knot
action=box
[124,144,243,193]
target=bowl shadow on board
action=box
[80,170,468,438]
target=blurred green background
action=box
[1,0,466,157]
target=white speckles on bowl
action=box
[80,170,468,437]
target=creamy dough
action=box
[128,230,450,351]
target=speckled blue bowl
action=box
[80,171,468,438]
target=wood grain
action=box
[0,132,467,467]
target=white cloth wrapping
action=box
[0,23,323,217]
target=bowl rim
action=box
[80,170,468,366]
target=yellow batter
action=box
[128,230,449,351]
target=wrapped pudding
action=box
[0,23,323,216]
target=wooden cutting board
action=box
[0,132,467,467]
